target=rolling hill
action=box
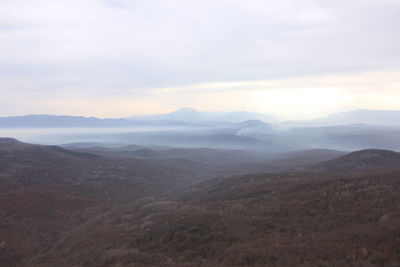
[3,139,400,266]
[33,169,400,266]
[0,138,202,266]
[314,149,400,173]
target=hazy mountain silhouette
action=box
[3,110,400,152]
[284,109,400,127]
[318,109,400,126]
[235,119,272,129]
[0,114,145,128]
[214,111,279,123]
[129,108,278,123]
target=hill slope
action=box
[314,149,400,172]
[4,139,400,266]
[34,170,400,266]
[0,138,199,266]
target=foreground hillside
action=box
[2,139,400,266]
[33,157,400,266]
[0,138,201,266]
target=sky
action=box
[0,0,399,119]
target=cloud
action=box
[0,0,399,117]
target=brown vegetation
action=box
[34,172,400,266]
[1,139,400,266]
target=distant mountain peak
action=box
[173,107,199,113]
[127,108,279,123]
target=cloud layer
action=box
[0,0,399,118]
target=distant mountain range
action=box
[2,109,400,151]
[0,108,400,128]
[319,109,400,126]
[129,108,400,126]
[0,110,278,128]
[128,107,279,123]
[0,114,142,128]
[1,109,400,129]
[284,109,400,127]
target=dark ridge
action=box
[0,137,22,145]
[47,145,100,158]
[315,149,400,172]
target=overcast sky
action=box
[1,0,399,119]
